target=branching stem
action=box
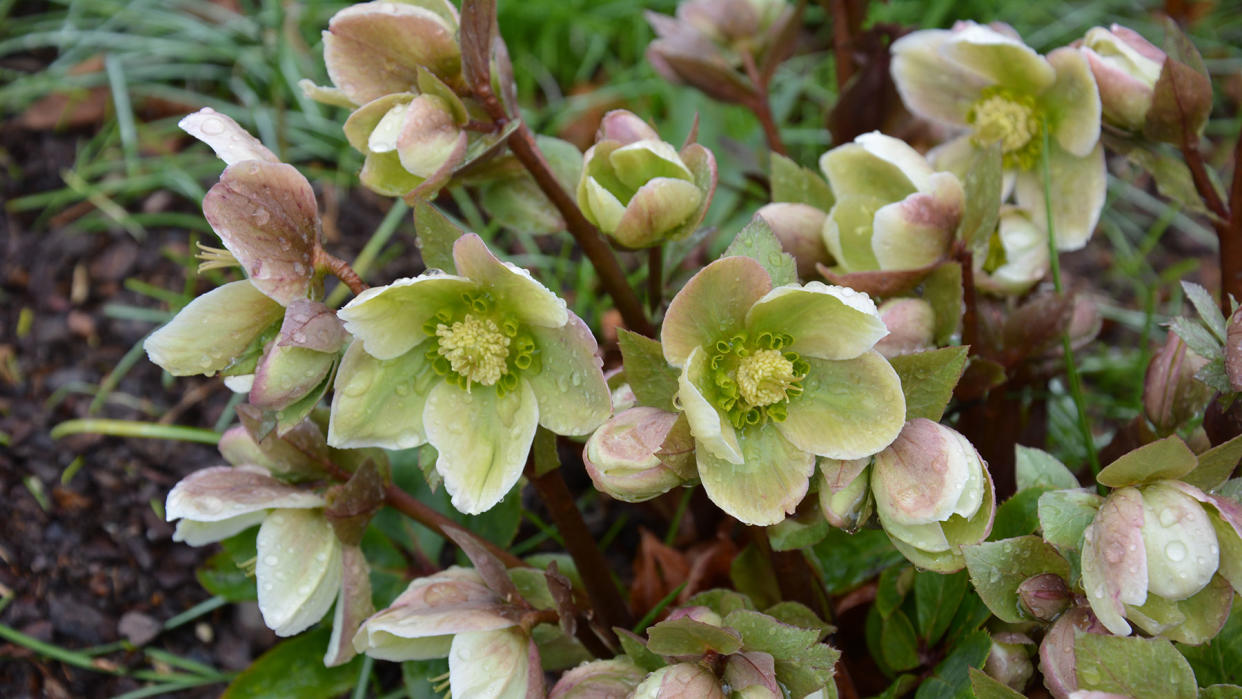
[316,249,369,297]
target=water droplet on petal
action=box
[1165,540,1187,562]
[1159,507,1179,528]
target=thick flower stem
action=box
[316,249,369,297]
[647,246,664,313]
[954,247,981,351]
[740,51,788,156]
[1180,128,1238,310]
[528,464,633,638]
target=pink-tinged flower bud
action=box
[756,203,831,280]
[871,419,995,572]
[1016,573,1071,622]
[985,633,1034,693]
[874,298,936,358]
[817,457,872,531]
[1080,25,1165,132]
[549,658,647,699]
[631,663,726,699]
[1144,332,1211,435]
[577,110,717,249]
[584,407,697,502]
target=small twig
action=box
[740,51,788,156]
[954,248,980,352]
[316,249,369,297]
[828,0,856,93]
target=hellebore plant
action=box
[329,233,611,514]
[662,254,906,525]
[1079,25,1167,133]
[891,20,1105,250]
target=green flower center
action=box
[967,87,1043,169]
[707,332,808,430]
[423,292,539,394]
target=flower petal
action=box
[449,628,533,699]
[144,281,283,376]
[250,344,336,411]
[940,22,1056,95]
[344,93,415,153]
[1013,142,1105,251]
[695,423,814,526]
[822,194,882,272]
[855,132,937,191]
[525,314,611,436]
[583,176,628,233]
[871,172,963,270]
[1042,47,1102,158]
[425,378,539,515]
[338,274,476,360]
[889,29,989,127]
[173,512,266,546]
[327,340,438,449]
[452,234,569,329]
[870,419,967,527]
[360,150,425,197]
[324,1,460,105]
[662,256,772,368]
[745,283,887,360]
[609,140,694,189]
[166,465,325,524]
[396,94,463,178]
[778,352,905,460]
[1081,487,1147,635]
[610,177,703,248]
[256,509,343,636]
[1139,482,1218,601]
[977,207,1049,295]
[678,346,742,464]
[179,108,278,166]
[818,142,917,203]
[202,162,319,305]
[325,545,375,667]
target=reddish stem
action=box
[740,52,788,156]
[316,249,368,297]
[1179,121,1238,310]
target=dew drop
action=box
[201,116,225,135]
[263,554,279,566]
[1165,540,1187,562]
[263,582,274,592]
[1104,547,1123,564]
[1159,507,1179,528]
[253,208,271,226]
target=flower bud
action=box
[817,457,872,531]
[871,419,995,572]
[631,663,726,699]
[874,298,936,358]
[985,633,1034,693]
[1144,331,1211,435]
[584,407,696,502]
[1080,25,1165,132]
[756,202,831,280]
[677,0,785,48]
[976,207,1050,296]
[577,110,716,248]
[550,659,647,699]
[1226,307,1242,392]
[820,133,964,273]
[344,91,465,196]
[1016,573,1071,622]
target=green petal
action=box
[577,142,631,213]
[583,176,627,233]
[871,172,963,270]
[1042,47,1102,158]
[695,423,815,526]
[818,143,917,203]
[1013,142,1105,251]
[889,29,988,126]
[452,234,569,329]
[610,177,703,248]
[854,132,938,190]
[424,378,539,514]
[203,161,319,306]
[822,195,883,272]
[661,142,718,242]
[324,1,460,105]
[338,275,476,360]
[173,512,267,546]
[609,140,693,190]
[327,340,438,449]
[746,283,887,361]
[525,314,611,436]
[449,628,534,699]
[661,256,772,368]
[359,150,425,197]
[250,344,336,411]
[940,22,1055,95]
[777,352,905,459]
[396,94,463,178]
[144,280,283,376]
[881,516,951,552]
[678,346,742,464]
[344,94,415,153]
[256,509,343,636]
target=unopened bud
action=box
[874,298,936,358]
[756,203,831,280]
[584,408,696,502]
[1144,332,1210,435]
[1017,573,1071,622]
[1081,25,1165,132]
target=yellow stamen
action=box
[435,314,510,387]
[735,348,797,407]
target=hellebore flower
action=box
[164,420,372,665]
[352,567,542,699]
[661,254,906,525]
[870,418,995,572]
[144,109,344,424]
[819,132,964,274]
[975,206,1050,295]
[577,110,717,249]
[583,406,697,503]
[891,21,1105,250]
[1080,479,1242,640]
[1080,25,1165,133]
[329,233,611,514]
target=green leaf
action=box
[770,152,834,211]
[875,565,913,619]
[413,199,463,274]
[957,141,1003,252]
[914,569,968,645]
[766,510,830,551]
[941,591,992,647]
[968,667,1025,699]
[1038,489,1102,551]
[887,346,969,421]
[196,549,257,602]
[1171,315,1223,360]
[684,589,757,617]
[221,627,365,699]
[962,536,1070,623]
[1123,144,1212,217]
[1015,446,1079,491]
[478,175,564,234]
[1186,433,1242,491]
[810,528,905,594]
[990,487,1044,540]
[725,609,840,696]
[1199,357,1234,394]
[723,214,798,287]
[617,329,679,413]
[1096,435,1197,488]
[875,608,920,672]
[1144,17,1213,144]
[1075,633,1196,699]
[1178,606,1242,686]
[616,629,665,672]
[915,629,991,699]
[763,601,833,639]
[924,262,963,346]
[645,617,743,656]
[729,545,781,610]
[1201,686,1242,699]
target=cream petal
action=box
[661,256,772,368]
[337,275,476,360]
[524,315,611,436]
[745,283,886,360]
[327,340,439,450]
[695,424,814,526]
[166,466,324,523]
[1014,142,1106,251]
[779,353,905,460]
[677,346,742,464]
[179,108,278,166]
[452,234,569,329]
[144,281,283,377]
[256,509,343,637]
